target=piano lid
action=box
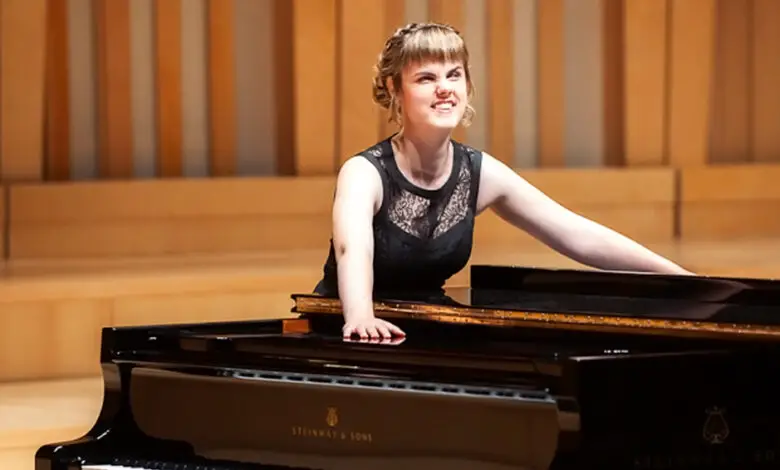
[292,265,780,342]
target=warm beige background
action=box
[4,0,779,183]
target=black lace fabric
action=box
[386,156,471,239]
[314,138,482,297]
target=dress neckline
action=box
[381,136,462,199]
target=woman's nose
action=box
[436,81,453,94]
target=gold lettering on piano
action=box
[290,406,373,444]
[290,426,373,443]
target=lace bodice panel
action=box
[384,152,472,239]
[316,137,483,297]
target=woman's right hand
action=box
[343,316,406,339]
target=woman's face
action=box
[397,59,468,132]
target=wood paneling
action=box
[130,0,156,178]
[154,0,183,176]
[510,0,537,168]
[536,0,563,167]
[0,0,48,181]
[179,0,209,177]
[666,0,717,167]
[476,167,676,246]
[293,0,337,175]
[487,0,515,165]
[1,185,6,261]
[710,0,752,164]
[679,165,780,239]
[601,0,624,166]
[623,0,668,166]
[752,0,780,163]
[338,0,385,163]
[206,0,237,176]
[16,0,780,180]
[45,0,71,181]
[273,0,295,175]
[94,0,134,178]
[8,168,677,260]
[0,254,309,380]
[8,177,335,259]
[563,0,604,168]
[68,0,99,180]
[428,0,463,29]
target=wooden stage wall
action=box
[0,0,779,260]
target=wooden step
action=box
[0,377,103,470]
[0,251,325,382]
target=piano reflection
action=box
[36,265,780,470]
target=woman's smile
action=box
[431,99,456,113]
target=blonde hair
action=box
[372,22,475,128]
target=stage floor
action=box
[2,236,778,280]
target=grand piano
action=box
[35,265,780,470]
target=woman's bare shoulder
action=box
[334,154,384,213]
[338,154,382,187]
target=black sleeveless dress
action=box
[313,136,483,299]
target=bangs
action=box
[398,26,468,66]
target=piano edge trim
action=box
[291,295,780,342]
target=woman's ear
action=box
[386,77,396,97]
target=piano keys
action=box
[35,265,780,470]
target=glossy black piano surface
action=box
[36,265,780,470]
[295,265,780,341]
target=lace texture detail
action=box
[314,138,482,297]
[386,151,472,239]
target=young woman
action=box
[313,22,691,340]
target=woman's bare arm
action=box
[331,157,406,338]
[478,152,691,275]
[332,157,382,322]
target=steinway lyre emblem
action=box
[326,407,339,427]
[702,406,729,444]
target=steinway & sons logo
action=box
[326,406,338,427]
[291,406,373,444]
[702,406,729,444]
[633,405,779,469]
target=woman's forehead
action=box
[403,59,464,74]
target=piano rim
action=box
[291,294,780,342]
